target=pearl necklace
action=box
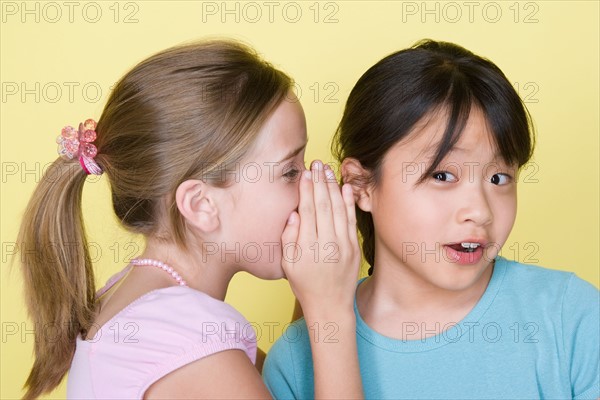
[130,258,187,286]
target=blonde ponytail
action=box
[17,159,96,399]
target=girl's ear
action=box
[175,179,220,233]
[341,158,374,212]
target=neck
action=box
[365,266,491,312]
[140,238,236,301]
[357,255,493,339]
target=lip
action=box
[444,238,488,265]
[449,238,489,246]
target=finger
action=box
[281,211,300,271]
[311,160,336,240]
[342,183,359,248]
[298,168,316,242]
[325,164,349,241]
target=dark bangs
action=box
[333,39,535,185]
[417,45,536,182]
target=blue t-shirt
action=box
[263,257,600,399]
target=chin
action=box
[247,262,286,280]
[256,270,286,280]
[436,268,490,292]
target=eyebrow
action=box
[276,142,307,164]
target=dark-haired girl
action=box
[264,40,599,400]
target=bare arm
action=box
[144,349,272,399]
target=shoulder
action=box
[117,286,257,353]
[495,257,599,332]
[498,256,574,283]
[86,287,257,397]
[130,286,254,329]
[496,256,598,299]
[498,261,600,399]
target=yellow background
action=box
[1,1,598,398]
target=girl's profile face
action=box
[222,93,307,279]
[367,106,518,292]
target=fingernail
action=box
[311,160,322,171]
[303,170,312,180]
[325,168,336,181]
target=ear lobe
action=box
[175,180,220,233]
[341,158,373,212]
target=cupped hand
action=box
[281,160,361,318]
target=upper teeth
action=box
[461,242,480,249]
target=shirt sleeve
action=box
[88,287,258,399]
[561,274,600,399]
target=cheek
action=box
[491,192,517,237]
[261,183,300,225]
[283,176,301,211]
[404,196,447,240]
[384,185,442,224]
[284,183,300,216]
[373,184,425,234]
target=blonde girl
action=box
[18,40,362,399]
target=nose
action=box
[456,185,493,227]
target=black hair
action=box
[332,39,535,275]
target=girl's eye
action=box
[283,169,301,181]
[490,173,512,185]
[432,171,458,182]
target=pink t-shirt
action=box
[66,266,257,399]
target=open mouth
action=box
[448,242,481,253]
[444,241,485,265]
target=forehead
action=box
[386,106,498,164]
[248,97,307,162]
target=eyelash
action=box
[431,171,513,185]
[490,173,512,185]
[283,168,301,180]
[432,171,458,183]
